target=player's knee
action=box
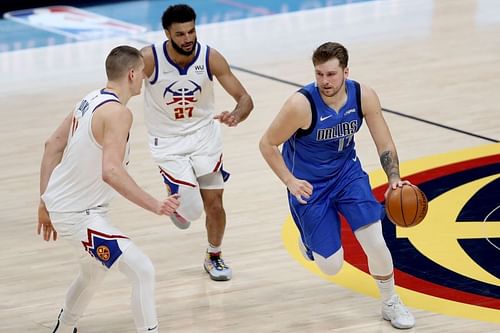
[202,193,224,218]
[204,200,224,218]
[179,199,203,221]
[135,256,155,282]
[314,249,344,276]
[176,186,204,221]
[317,260,343,276]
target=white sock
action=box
[207,243,221,254]
[376,275,396,303]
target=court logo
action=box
[3,6,146,40]
[282,144,500,323]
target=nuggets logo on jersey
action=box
[144,41,215,136]
[163,80,202,119]
[282,143,500,324]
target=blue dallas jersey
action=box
[282,79,364,183]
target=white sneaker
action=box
[382,295,415,329]
[170,211,191,229]
[204,251,232,281]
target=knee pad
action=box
[314,248,344,276]
[355,222,393,277]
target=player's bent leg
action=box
[354,222,393,277]
[313,248,344,276]
[199,172,232,280]
[117,243,159,333]
[160,168,203,229]
[354,222,415,329]
[169,184,204,229]
[54,256,107,332]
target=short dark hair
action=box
[162,4,196,30]
[312,42,349,68]
[105,45,142,81]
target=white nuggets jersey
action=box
[144,41,215,137]
[42,89,128,212]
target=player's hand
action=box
[158,194,181,216]
[286,178,313,204]
[384,179,411,199]
[37,202,57,241]
[214,110,240,127]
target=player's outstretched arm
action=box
[361,84,409,198]
[38,111,73,241]
[96,103,180,215]
[259,93,313,204]
[210,48,253,126]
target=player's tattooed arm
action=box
[380,150,400,182]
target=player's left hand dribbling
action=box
[384,179,412,199]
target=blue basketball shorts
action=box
[288,172,383,259]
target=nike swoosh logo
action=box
[320,115,333,121]
[352,156,358,162]
[147,324,158,331]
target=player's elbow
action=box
[246,94,254,112]
[43,136,66,155]
[258,135,273,156]
[102,164,121,186]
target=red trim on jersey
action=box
[212,154,223,172]
[159,166,196,187]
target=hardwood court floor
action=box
[0,0,499,332]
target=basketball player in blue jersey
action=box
[260,42,415,329]
[141,4,253,281]
[38,46,180,333]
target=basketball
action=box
[385,184,428,227]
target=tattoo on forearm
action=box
[380,150,400,180]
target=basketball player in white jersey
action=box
[141,4,253,281]
[38,45,180,333]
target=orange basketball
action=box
[385,184,428,227]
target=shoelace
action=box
[391,302,411,316]
[209,255,227,270]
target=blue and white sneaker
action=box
[204,251,232,281]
